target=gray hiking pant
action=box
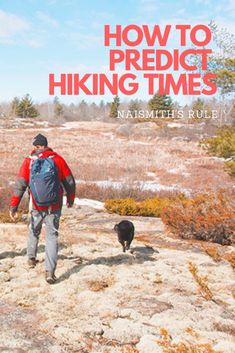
[27,209,61,272]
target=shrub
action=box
[202,126,235,159]
[105,197,172,217]
[225,159,235,176]
[136,197,171,217]
[105,198,140,216]
[161,192,235,245]
[202,126,235,176]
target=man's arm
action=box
[10,158,30,218]
[59,157,76,207]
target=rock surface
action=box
[0,205,234,352]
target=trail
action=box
[0,205,234,353]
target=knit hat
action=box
[32,134,48,147]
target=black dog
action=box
[114,220,135,252]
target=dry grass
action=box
[0,184,29,215]
[77,182,182,202]
[202,245,235,270]
[154,273,163,284]
[203,246,222,262]
[0,123,234,214]
[82,335,140,353]
[213,322,235,337]
[0,210,27,223]
[224,252,235,269]
[87,277,114,292]
[121,346,140,353]
[188,262,213,301]
[157,328,222,353]
[185,327,200,339]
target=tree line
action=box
[0,91,233,125]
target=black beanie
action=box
[33,134,48,147]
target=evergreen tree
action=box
[189,22,235,97]
[54,96,64,118]
[11,97,20,116]
[148,92,173,116]
[109,95,120,118]
[191,98,205,118]
[213,58,235,95]
[128,99,141,117]
[78,100,89,120]
[99,100,105,109]
[99,100,105,116]
[16,94,39,118]
[90,102,98,119]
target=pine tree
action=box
[109,95,120,118]
[99,100,105,117]
[191,98,205,118]
[16,94,39,118]
[90,102,98,119]
[11,97,20,116]
[190,22,235,97]
[128,99,141,117]
[78,100,89,119]
[54,96,64,118]
[213,58,235,95]
[99,100,105,109]
[148,92,173,116]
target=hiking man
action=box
[9,134,76,284]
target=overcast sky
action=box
[0,0,234,105]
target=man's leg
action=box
[27,210,43,266]
[44,210,61,277]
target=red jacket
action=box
[10,147,76,212]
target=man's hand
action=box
[66,200,73,208]
[9,210,18,221]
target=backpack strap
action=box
[29,155,38,170]
[29,154,55,169]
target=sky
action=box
[0,0,234,106]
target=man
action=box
[10,133,76,284]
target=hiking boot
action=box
[28,257,37,268]
[45,271,57,284]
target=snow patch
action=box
[75,179,190,195]
[146,172,156,178]
[167,122,184,128]
[129,140,153,146]
[101,132,115,140]
[63,196,104,210]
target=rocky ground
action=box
[0,204,234,353]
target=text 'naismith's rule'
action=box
[49,24,217,96]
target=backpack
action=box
[29,156,60,206]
